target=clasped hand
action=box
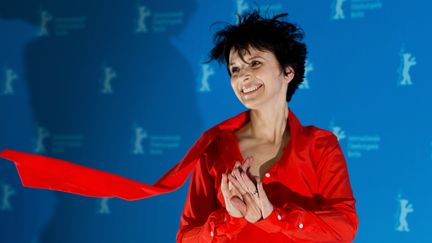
[221,157,274,223]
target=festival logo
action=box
[132,126,148,155]
[0,184,15,211]
[97,198,111,214]
[331,0,383,20]
[395,194,414,232]
[2,67,18,95]
[37,8,87,36]
[134,4,184,33]
[136,5,151,33]
[34,126,50,153]
[398,48,416,86]
[100,66,117,94]
[130,124,180,155]
[332,0,347,20]
[330,123,347,141]
[38,10,53,36]
[299,60,314,90]
[329,120,380,158]
[198,64,214,92]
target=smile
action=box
[242,84,263,94]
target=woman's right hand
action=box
[221,161,247,218]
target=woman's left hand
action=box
[227,157,274,223]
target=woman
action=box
[0,10,358,243]
[177,11,358,242]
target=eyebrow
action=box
[229,55,264,66]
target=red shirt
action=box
[177,109,358,242]
[0,108,358,242]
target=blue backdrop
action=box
[0,0,429,242]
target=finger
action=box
[256,177,270,203]
[242,192,261,215]
[231,161,241,176]
[234,160,241,170]
[241,171,258,196]
[241,157,252,175]
[221,173,229,199]
[233,166,249,193]
[228,173,247,195]
[229,181,244,201]
[252,176,263,208]
[242,158,258,184]
[221,173,226,191]
[230,196,247,215]
[256,178,274,218]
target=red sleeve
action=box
[254,134,359,242]
[177,153,248,243]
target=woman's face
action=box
[228,47,294,109]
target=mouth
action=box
[241,84,263,95]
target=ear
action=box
[283,66,295,84]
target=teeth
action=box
[242,85,261,93]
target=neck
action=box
[248,102,289,145]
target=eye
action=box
[230,67,239,74]
[251,60,262,67]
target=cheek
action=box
[255,68,270,81]
[230,78,238,91]
[257,72,282,93]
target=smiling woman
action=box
[177,10,359,242]
[0,9,358,243]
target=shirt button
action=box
[277,213,282,221]
[210,231,214,237]
[299,223,304,229]
[265,173,271,178]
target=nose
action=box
[238,68,251,82]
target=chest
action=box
[236,135,289,179]
[213,131,319,207]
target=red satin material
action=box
[0,108,358,242]
[0,111,235,200]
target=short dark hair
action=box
[208,10,307,102]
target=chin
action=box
[240,100,263,110]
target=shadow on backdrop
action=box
[0,1,201,242]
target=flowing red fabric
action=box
[0,110,245,201]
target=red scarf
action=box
[0,109,255,201]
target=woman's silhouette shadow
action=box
[0,1,200,242]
